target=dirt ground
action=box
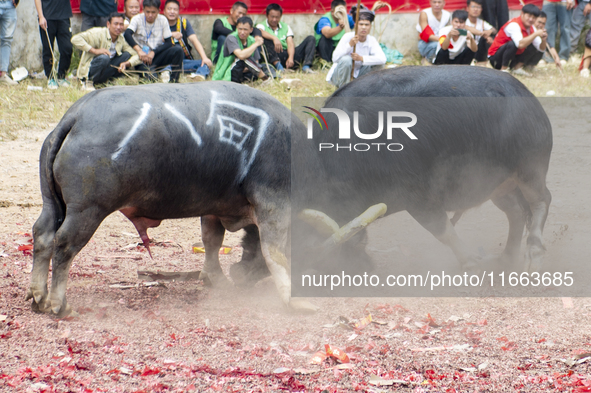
[2,99,591,392]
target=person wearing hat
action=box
[326,6,386,88]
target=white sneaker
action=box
[188,73,205,81]
[538,59,547,67]
[512,68,532,77]
[0,74,18,86]
[82,80,95,91]
[581,68,590,78]
[161,70,170,83]
[560,59,567,67]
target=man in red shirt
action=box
[488,4,547,75]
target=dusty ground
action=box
[2,100,591,392]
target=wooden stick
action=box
[260,44,276,81]
[350,0,362,81]
[44,29,58,81]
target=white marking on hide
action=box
[217,116,253,148]
[164,103,202,146]
[112,103,151,161]
[206,91,269,182]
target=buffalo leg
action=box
[491,188,528,269]
[517,180,551,273]
[27,201,60,312]
[199,215,231,286]
[45,207,106,316]
[254,198,318,312]
[229,225,271,287]
[408,207,480,270]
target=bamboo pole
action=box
[350,0,362,81]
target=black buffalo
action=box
[27,82,305,315]
[227,66,552,293]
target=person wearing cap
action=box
[326,6,386,88]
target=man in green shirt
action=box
[211,1,262,64]
[257,3,316,73]
[314,0,355,62]
[212,16,270,83]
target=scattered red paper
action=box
[140,367,161,377]
[425,313,440,327]
[325,344,350,363]
[501,342,517,351]
[355,314,372,330]
[309,351,327,365]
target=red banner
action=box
[71,0,541,15]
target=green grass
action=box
[1,57,591,141]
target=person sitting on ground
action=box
[124,0,184,83]
[124,0,140,28]
[256,3,316,74]
[434,10,478,64]
[465,0,496,66]
[326,7,386,88]
[488,4,547,76]
[212,16,271,83]
[211,1,263,64]
[417,0,451,64]
[314,0,355,62]
[533,12,562,70]
[72,12,140,90]
[163,0,212,80]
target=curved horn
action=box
[323,203,387,247]
[298,209,340,237]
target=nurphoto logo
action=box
[303,106,418,152]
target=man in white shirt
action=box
[465,0,496,65]
[123,0,184,82]
[434,10,478,64]
[327,7,386,88]
[417,0,451,63]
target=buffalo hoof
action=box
[25,287,48,313]
[39,292,76,317]
[288,298,319,313]
[230,261,271,288]
[199,270,232,288]
[461,255,484,275]
[525,244,545,273]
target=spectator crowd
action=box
[1,0,591,87]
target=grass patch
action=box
[1,58,590,141]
